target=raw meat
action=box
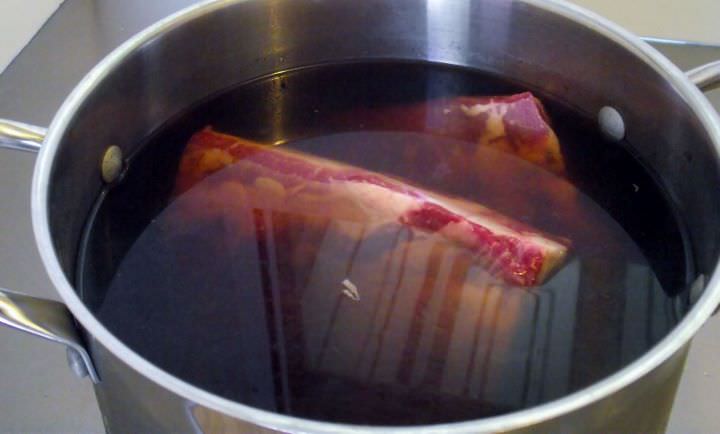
[174,127,570,286]
[333,92,565,175]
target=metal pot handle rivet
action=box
[0,119,99,383]
[101,145,124,184]
[598,106,626,141]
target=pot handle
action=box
[1,289,99,382]
[0,119,45,153]
[686,60,720,91]
[0,119,99,383]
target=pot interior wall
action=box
[47,0,719,316]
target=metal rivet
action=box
[101,145,123,183]
[598,106,626,141]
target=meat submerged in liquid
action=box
[332,92,565,175]
[173,126,569,286]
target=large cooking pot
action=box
[1,0,720,432]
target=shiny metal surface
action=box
[1,0,720,433]
[0,116,98,384]
[0,288,98,382]
[87,337,688,433]
[37,0,720,432]
[0,119,45,153]
[687,60,720,91]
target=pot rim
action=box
[31,0,720,432]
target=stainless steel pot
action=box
[1,0,720,432]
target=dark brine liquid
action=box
[79,62,689,425]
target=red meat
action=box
[174,127,570,286]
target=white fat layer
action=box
[460,103,509,145]
[341,182,418,220]
[460,102,508,118]
[239,149,566,258]
[339,181,566,255]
